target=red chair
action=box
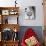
[21,28,41,46]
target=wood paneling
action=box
[43,0,46,26]
[43,0,46,46]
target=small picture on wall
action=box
[25,6,35,20]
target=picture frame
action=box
[2,10,9,15]
[25,6,35,20]
[9,10,18,15]
[1,28,18,41]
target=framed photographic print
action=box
[25,6,35,20]
[1,28,13,41]
[2,16,8,24]
[2,10,9,15]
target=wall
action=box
[0,0,44,26]
[18,0,44,26]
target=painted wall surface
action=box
[0,0,44,26]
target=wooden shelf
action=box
[0,40,19,46]
[0,24,20,32]
[0,7,20,46]
[0,7,19,10]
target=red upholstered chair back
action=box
[21,28,41,46]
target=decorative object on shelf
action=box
[2,16,8,24]
[13,32,18,41]
[1,28,19,41]
[2,10,9,15]
[25,6,35,20]
[2,28,13,41]
[14,28,17,32]
[9,10,18,15]
[5,18,8,24]
[13,28,18,41]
